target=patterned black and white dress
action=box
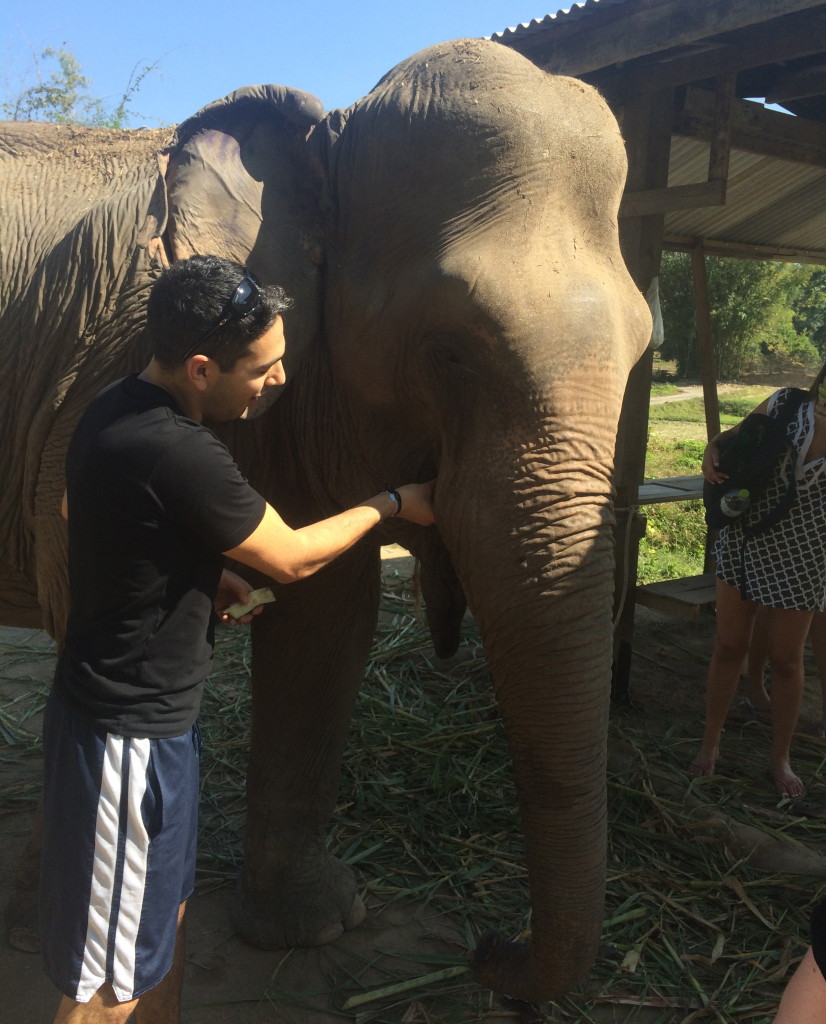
[714,387,826,611]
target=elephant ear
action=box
[163,85,326,371]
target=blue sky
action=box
[1,1,555,127]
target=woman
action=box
[691,364,826,798]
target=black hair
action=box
[147,254,292,371]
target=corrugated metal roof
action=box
[491,0,632,43]
[664,137,826,261]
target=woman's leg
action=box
[691,579,758,777]
[808,609,826,735]
[744,606,772,711]
[766,606,815,798]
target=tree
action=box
[792,267,826,358]
[2,46,159,128]
[659,253,819,379]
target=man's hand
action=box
[215,568,264,625]
[395,480,437,526]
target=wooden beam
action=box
[766,63,826,101]
[621,74,735,218]
[508,0,825,78]
[612,88,674,699]
[674,88,826,167]
[585,8,826,98]
[620,180,725,218]
[709,74,736,197]
[635,574,717,619]
[665,234,826,264]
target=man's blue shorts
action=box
[40,691,200,1003]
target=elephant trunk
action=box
[436,425,616,1001]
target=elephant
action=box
[0,37,651,1002]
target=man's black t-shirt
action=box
[54,375,266,738]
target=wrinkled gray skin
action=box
[0,39,650,1001]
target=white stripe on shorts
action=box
[76,734,152,1002]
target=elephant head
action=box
[1,38,650,1002]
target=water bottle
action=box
[719,488,751,518]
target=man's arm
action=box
[772,947,826,1023]
[223,481,435,584]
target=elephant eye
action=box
[428,334,467,368]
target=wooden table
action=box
[638,474,704,505]
[634,474,715,619]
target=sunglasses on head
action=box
[181,272,261,362]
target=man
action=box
[42,254,435,1022]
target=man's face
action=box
[205,317,287,422]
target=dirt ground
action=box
[3,558,826,1023]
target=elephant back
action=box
[0,121,171,580]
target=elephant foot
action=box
[232,853,366,949]
[5,890,40,954]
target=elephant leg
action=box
[5,801,42,952]
[232,539,381,948]
[0,560,43,630]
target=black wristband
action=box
[384,489,402,517]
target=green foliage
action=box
[2,46,159,128]
[640,399,709,584]
[647,398,706,422]
[718,396,770,418]
[659,253,820,379]
[792,267,826,357]
[643,434,683,480]
[757,301,821,369]
[648,390,777,430]
[650,382,680,396]
[637,502,706,584]
[648,397,757,425]
[669,438,705,470]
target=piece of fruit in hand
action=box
[224,587,276,619]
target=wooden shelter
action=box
[494,0,826,694]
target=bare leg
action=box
[53,902,186,1024]
[691,579,758,777]
[808,609,826,736]
[135,902,186,1024]
[744,605,772,711]
[54,986,137,1023]
[767,608,814,799]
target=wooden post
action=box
[691,240,722,573]
[611,87,675,700]
[708,72,736,200]
[691,240,721,442]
